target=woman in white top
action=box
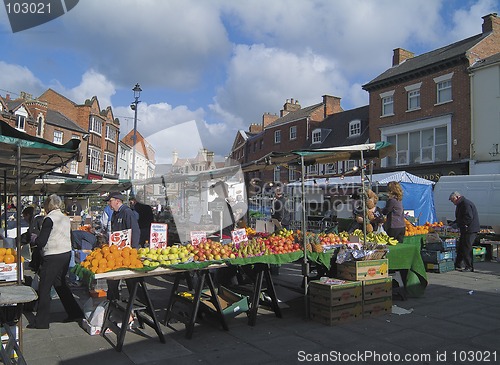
[28,194,84,329]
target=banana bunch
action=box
[178,291,194,301]
[278,228,294,238]
[351,230,398,245]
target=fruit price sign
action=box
[231,228,248,246]
[109,229,132,248]
[190,231,207,246]
[149,223,168,249]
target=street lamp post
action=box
[130,83,142,186]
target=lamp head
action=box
[132,83,142,99]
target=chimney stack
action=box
[280,98,301,117]
[249,123,263,133]
[262,112,279,128]
[392,48,414,66]
[322,95,343,117]
[482,13,499,33]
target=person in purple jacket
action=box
[382,181,406,242]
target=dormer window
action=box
[16,115,26,131]
[312,129,321,143]
[349,120,361,137]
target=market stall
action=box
[0,119,81,360]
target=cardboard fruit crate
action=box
[308,280,362,306]
[425,259,455,273]
[420,249,455,263]
[362,277,392,300]
[363,296,392,318]
[200,286,249,319]
[337,259,389,281]
[309,301,363,326]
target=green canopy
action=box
[27,178,132,196]
[0,120,81,190]
[0,120,81,284]
[241,142,395,172]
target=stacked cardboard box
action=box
[336,259,389,281]
[308,279,362,326]
[362,277,392,318]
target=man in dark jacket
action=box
[449,191,480,272]
[104,191,140,301]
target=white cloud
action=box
[0,61,45,97]
[54,0,232,90]
[210,44,351,125]
[63,70,116,108]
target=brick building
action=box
[0,92,87,176]
[237,95,343,186]
[39,89,120,180]
[362,13,500,181]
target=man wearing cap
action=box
[104,191,141,300]
[449,191,480,272]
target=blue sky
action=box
[0,0,498,164]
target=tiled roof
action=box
[47,109,87,133]
[265,102,323,128]
[469,51,500,70]
[363,33,487,89]
[307,105,369,148]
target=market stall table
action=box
[0,285,38,365]
[386,235,428,297]
[305,235,428,297]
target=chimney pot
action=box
[482,13,499,33]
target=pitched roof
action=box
[121,129,151,160]
[468,51,500,70]
[363,33,487,90]
[46,109,87,133]
[265,102,323,128]
[308,105,370,148]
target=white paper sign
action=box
[149,223,168,249]
[109,229,132,248]
[231,228,248,246]
[190,231,207,246]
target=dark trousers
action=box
[387,227,406,243]
[456,232,476,270]
[35,252,84,328]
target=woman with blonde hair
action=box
[28,194,84,329]
[382,181,406,242]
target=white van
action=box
[433,174,500,229]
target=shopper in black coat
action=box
[449,191,480,272]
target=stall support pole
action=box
[3,171,6,238]
[300,156,309,319]
[16,143,21,285]
[361,151,367,241]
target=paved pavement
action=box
[18,260,500,365]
